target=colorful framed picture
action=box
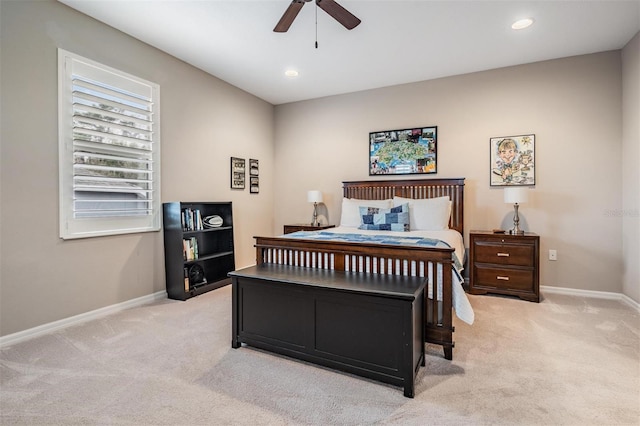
[490,134,535,186]
[369,126,437,175]
[230,157,245,190]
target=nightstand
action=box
[469,230,540,302]
[283,224,335,234]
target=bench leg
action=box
[444,346,453,360]
[231,279,240,349]
[404,382,415,398]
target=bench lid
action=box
[229,264,426,300]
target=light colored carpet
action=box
[0,286,638,425]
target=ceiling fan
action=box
[274,0,361,33]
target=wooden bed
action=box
[253,177,465,360]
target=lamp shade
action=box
[307,190,323,203]
[504,187,529,204]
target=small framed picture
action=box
[490,134,535,186]
[250,177,259,193]
[249,159,259,176]
[231,157,245,190]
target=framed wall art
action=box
[230,157,245,190]
[490,134,535,186]
[249,159,259,176]
[250,177,259,193]
[369,126,437,175]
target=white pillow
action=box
[393,196,451,231]
[340,198,393,227]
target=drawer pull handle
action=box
[497,276,510,281]
[497,253,510,257]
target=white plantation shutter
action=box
[58,49,161,239]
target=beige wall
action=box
[1,1,636,338]
[274,51,627,296]
[622,32,640,302]
[0,0,275,336]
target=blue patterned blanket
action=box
[282,231,464,277]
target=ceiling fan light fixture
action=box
[512,18,534,30]
[285,69,299,78]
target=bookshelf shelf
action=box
[162,202,235,301]
[183,226,233,236]
[184,251,235,264]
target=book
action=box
[191,236,198,259]
[181,208,204,231]
[182,237,199,261]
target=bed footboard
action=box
[254,236,455,360]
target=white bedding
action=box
[292,226,475,325]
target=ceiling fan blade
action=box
[274,0,306,33]
[316,0,361,30]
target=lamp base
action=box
[311,202,319,227]
[510,203,525,235]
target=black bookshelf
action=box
[162,202,235,300]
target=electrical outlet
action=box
[549,249,557,261]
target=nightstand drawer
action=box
[474,265,534,292]
[474,241,534,267]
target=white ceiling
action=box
[59,0,639,105]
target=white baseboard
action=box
[0,291,167,349]
[541,285,640,312]
[2,286,636,349]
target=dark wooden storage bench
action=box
[229,263,427,398]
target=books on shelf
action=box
[181,208,204,231]
[183,237,198,261]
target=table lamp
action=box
[504,187,529,235]
[307,190,323,226]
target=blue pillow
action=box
[358,203,410,232]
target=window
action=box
[58,49,161,239]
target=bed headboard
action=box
[342,178,465,235]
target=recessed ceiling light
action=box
[284,69,299,78]
[512,18,534,30]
